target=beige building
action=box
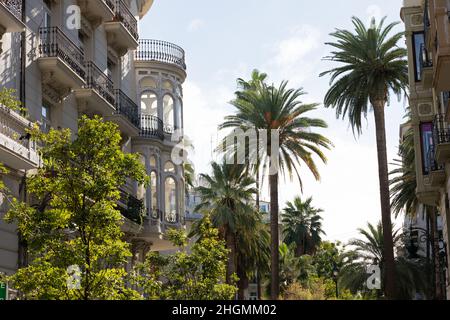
[0,0,187,277]
[401,0,450,298]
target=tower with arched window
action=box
[132,39,187,251]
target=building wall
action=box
[0,0,186,276]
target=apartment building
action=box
[401,0,450,298]
[0,0,187,276]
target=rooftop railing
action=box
[136,39,186,71]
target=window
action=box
[150,171,158,219]
[163,95,174,128]
[413,32,425,82]
[420,122,433,175]
[164,161,176,173]
[141,92,158,117]
[41,103,51,133]
[165,177,177,223]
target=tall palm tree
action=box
[340,222,430,299]
[282,197,325,256]
[320,16,408,299]
[235,70,268,211]
[220,81,333,299]
[194,161,257,285]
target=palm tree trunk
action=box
[429,207,443,300]
[372,102,396,299]
[237,264,249,300]
[225,228,236,286]
[269,173,279,299]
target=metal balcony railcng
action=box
[136,39,186,71]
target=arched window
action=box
[141,92,158,117]
[150,171,158,219]
[163,95,174,129]
[165,177,177,223]
[164,161,176,173]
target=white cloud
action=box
[366,5,383,25]
[264,25,322,86]
[187,19,205,32]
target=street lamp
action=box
[332,263,339,299]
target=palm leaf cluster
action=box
[282,197,325,256]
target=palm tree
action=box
[235,212,270,299]
[235,70,268,211]
[194,161,257,285]
[282,197,325,257]
[320,16,408,299]
[339,222,430,299]
[220,80,333,299]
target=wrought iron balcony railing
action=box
[114,89,139,128]
[113,0,138,40]
[119,188,145,225]
[428,145,444,172]
[39,27,86,80]
[433,114,450,145]
[140,114,163,139]
[85,61,115,105]
[0,0,22,20]
[136,39,186,71]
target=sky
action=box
[139,0,407,243]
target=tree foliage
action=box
[5,116,148,300]
[132,217,237,300]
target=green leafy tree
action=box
[5,116,148,300]
[221,79,333,299]
[320,16,408,299]
[0,88,26,115]
[282,197,325,256]
[133,217,237,300]
[312,241,345,279]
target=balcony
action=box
[0,0,25,35]
[140,114,163,139]
[428,145,445,187]
[106,89,140,136]
[135,39,187,80]
[420,44,433,89]
[76,0,115,25]
[434,114,450,164]
[74,61,115,116]
[38,27,86,96]
[0,105,39,170]
[104,0,138,55]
